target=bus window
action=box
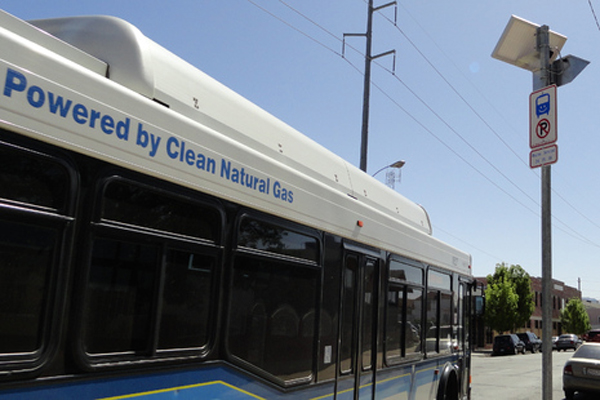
[406,287,423,356]
[80,178,220,362]
[84,238,158,354]
[228,216,320,384]
[0,142,71,212]
[386,258,423,364]
[386,286,403,361]
[0,220,58,353]
[228,255,318,383]
[426,269,453,355]
[0,141,73,370]
[101,179,220,241]
[158,250,215,349]
[339,254,358,374]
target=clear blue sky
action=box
[4,1,600,299]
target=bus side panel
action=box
[0,364,337,400]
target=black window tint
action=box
[228,255,318,383]
[361,261,375,370]
[158,250,215,350]
[83,239,158,354]
[0,220,57,353]
[426,289,452,355]
[83,178,221,361]
[429,270,451,291]
[386,284,423,364]
[389,260,422,285]
[426,290,439,353]
[406,287,422,355]
[102,180,219,241]
[386,285,403,360]
[0,144,69,211]
[238,218,318,262]
[439,292,453,353]
[340,255,358,374]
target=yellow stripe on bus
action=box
[97,380,266,400]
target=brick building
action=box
[584,300,600,330]
[473,276,581,349]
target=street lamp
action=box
[371,160,405,178]
[492,15,588,399]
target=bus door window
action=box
[386,258,423,364]
[338,251,379,399]
[339,254,358,374]
[361,259,376,371]
[426,269,452,355]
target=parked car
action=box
[517,332,542,353]
[584,329,600,343]
[563,343,600,399]
[493,334,525,356]
[556,334,582,351]
[552,336,559,350]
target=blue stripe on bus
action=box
[1,356,458,399]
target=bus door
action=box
[337,251,379,400]
[459,279,473,397]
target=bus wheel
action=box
[437,366,459,400]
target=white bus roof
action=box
[0,10,471,274]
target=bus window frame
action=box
[226,211,322,388]
[425,267,453,358]
[0,137,76,377]
[73,172,224,369]
[384,255,425,366]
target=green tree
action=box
[561,297,591,335]
[484,277,519,333]
[484,263,535,332]
[508,264,535,330]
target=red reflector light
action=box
[357,220,364,227]
[564,365,573,375]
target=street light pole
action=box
[538,25,553,400]
[371,160,405,178]
[492,15,588,400]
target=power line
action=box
[589,0,600,32]
[245,0,342,57]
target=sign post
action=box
[493,16,588,399]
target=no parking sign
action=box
[529,85,557,148]
[529,85,557,168]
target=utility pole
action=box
[344,1,396,172]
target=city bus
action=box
[0,8,474,399]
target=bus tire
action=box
[437,364,459,400]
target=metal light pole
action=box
[537,25,553,399]
[492,15,588,399]
[371,160,405,177]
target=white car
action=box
[563,343,600,399]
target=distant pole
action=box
[359,0,374,172]
[538,24,553,400]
